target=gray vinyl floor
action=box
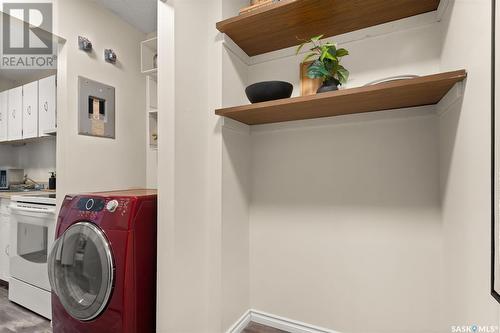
[0,285,285,333]
[0,286,51,333]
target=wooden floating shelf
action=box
[216,0,441,57]
[215,70,467,125]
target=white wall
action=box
[220,0,252,329]
[156,1,500,332]
[0,145,13,167]
[156,1,175,332]
[247,24,441,93]
[243,20,444,333]
[12,138,56,183]
[222,120,250,330]
[17,139,56,183]
[249,109,442,333]
[157,0,251,332]
[54,0,147,202]
[439,0,499,330]
[157,0,225,332]
[0,139,56,184]
[244,1,500,331]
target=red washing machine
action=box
[48,190,157,333]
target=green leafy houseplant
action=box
[297,35,350,93]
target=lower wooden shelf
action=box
[215,70,467,125]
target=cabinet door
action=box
[0,92,8,142]
[22,81,38,139]
[8,87,22,141]
[38,75,56,136]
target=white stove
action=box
[11,193,57,205]
[9,192,56,319]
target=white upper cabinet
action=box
[0,92,8,142]
[8,87,22,141]
[38,75,56,136]
[2,75,56,142]
[22,81,38,139]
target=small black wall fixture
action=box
[104,49,117,64]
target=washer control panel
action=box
[76,197,130,216]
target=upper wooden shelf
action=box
[215,70,467,125]
[216,0,441,56]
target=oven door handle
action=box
[9,205,55,215]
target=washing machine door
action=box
[48,222,114,321]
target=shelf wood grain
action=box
[216,0,441,56]
[215,70,467,125]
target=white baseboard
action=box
[227,309,342,333]
[226,309,252,333]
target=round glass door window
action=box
[48,222,114,321]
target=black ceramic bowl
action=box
[245,81,293,104]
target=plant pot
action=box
[317,79,340,93]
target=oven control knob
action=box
[106,200,119,213]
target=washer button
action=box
[106,200,119,213]
[85,199,95,210]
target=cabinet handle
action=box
[44,101,48,111]
[12,110,15,119]
[27,105,31,115]
[5,245,9,256]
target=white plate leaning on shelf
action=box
[364,75,420,86]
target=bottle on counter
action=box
[49,172,56,190]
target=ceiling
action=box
[91,0,157,34]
